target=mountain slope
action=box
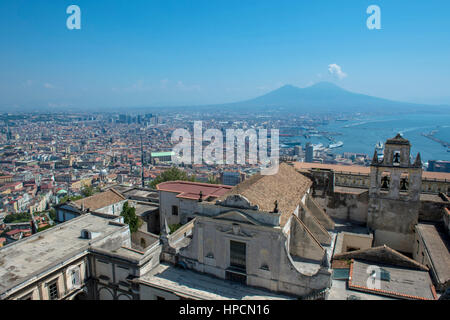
[220,82,438,113]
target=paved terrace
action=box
[416,223,450,288]
[139,263,294,300]
[294,162,450,182]
[349,260,436,300]
[0,214,127,297]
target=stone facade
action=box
[163,189,334,298]
[367,134,422,253]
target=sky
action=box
[1,0,450,110]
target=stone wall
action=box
[315,190,368,224]
[420,195,449,222]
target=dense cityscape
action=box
[0,1,449,312]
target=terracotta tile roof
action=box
[331,259,351,269]
[334,245,429,271]
[219,163,312,226]
[422,171,450,181]
[6,229,22,236]
[73,188,126,211]
[156,181,232,201]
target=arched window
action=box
[400,173,409,192]
[380,172,391,191]
[393,151,401,165]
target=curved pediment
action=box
[215,194,259,210]
[214,210,261,225]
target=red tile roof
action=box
[6,229,22,236]
[157,181,233,200]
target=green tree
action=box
[207,176,220,184]
[149,166,196,189]
[168,223,182,233]
[81,185,94,197]
[37,225,53,232]
[59,194,83,204]
[48,208,57,221]
[120,201,142,233]
[4,212,32,223]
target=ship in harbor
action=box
[328,141,344,149]
[375,141,384,151]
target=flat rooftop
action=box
[134,203,159,216]
[334,186,368,194]
[122,188,159,199]
[139,263,293,300]
[420,193,448,203]
[349,260,436,300]
[328,279,394,300]
[157,181,233,201]
[0,214,126,297]
[416,223,450,286]
[294,162,450,181]
[295,162,370,175]
[151,152,175,157]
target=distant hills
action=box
[2,81,448,114]
[216,82,448,114]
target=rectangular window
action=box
[230,240,246,271]
[172,205,178,216]
[48,281,59,300]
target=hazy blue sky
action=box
[1,0,449,109]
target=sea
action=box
[280,113,450,163]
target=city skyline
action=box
[1,1,449,305]
[1,0,450,109]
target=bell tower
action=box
[367,134,422,254]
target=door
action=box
[229,240,246,271]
